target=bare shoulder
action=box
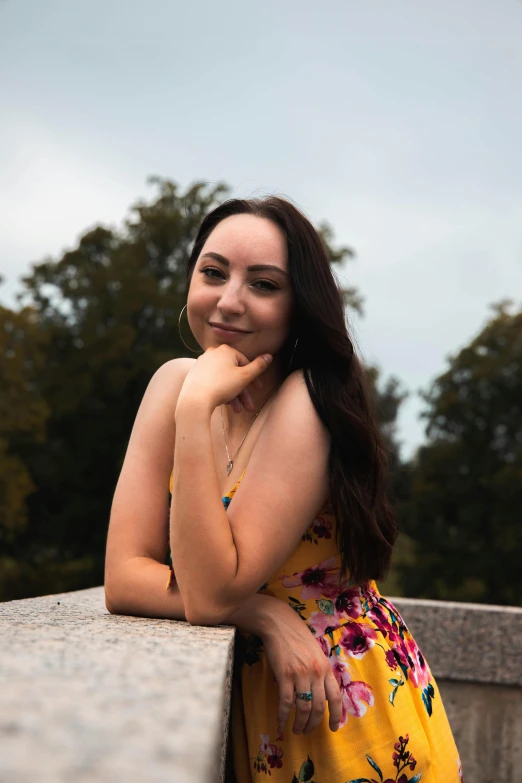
[282,367,307,391]
[223,366,332,605]
[271,368,324,431]
[105,356,198,578]
[153,356,197,386]
[257,365,330,474]
[145,357,197,413]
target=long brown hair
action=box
[185,196,398,585]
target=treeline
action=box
[1,178,520,606]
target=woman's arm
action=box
[105,554,278,637]
[171,369,330,625]
[106,554,343,737]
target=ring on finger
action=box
[293,685,313,734]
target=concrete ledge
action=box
[389,595,522,686]
[0,587,235,783]
[2,587,522,783]
[436,679,522,783]
[389,595,522,782]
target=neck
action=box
[221,361,283,436]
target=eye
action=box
[254,280,278,292]
[200,268,278,292]
[200,267,224,280]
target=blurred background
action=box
[1,0,521,605]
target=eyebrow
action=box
[201,251,289,277]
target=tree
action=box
[0,304,50,540]
[398,300,522,605]
[1,177,406,600]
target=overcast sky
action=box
[1,0,521,459]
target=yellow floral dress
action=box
[169,470,464,783]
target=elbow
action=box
[104,581,121,615]
[184,599,230,627]
[184,610,202,626]
[105,593,117,615]
[185,584,243,627]
[184,604,214,627]
[104,559,128,615]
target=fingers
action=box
[282,671,342,737]
[324,671,343,732]
[238,353,272,391]
[239,375,264,410]
[227,398,243,414]
[277,679,296,736]
[301,677,327,736]
[227,392,255,413]
[227,377,264,414]
[291,679,313,735]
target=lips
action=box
[209,322,251,333]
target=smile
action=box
[209,323,252,337]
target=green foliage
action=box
[398,300,522,605]
[1,178,228,600]
[1,177,405,602]
[317,221,364,315]
[365,365,413,598]
[0,305,50,544]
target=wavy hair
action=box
[185,196,398,585]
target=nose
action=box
[216,277,246,317]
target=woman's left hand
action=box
[175,344,273,416]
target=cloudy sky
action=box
[1,0,521,459]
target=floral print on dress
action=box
[291,755,315,783]
[190,463,463,782]
[329,654,375,723]
[282,555,343,599]
[253,732,284,776]
[278,557,436,718]
[251,728,293,777]
[346,733,422,783]
[301,507,334,545]
[252,732,318,783]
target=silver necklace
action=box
[220,385,279,476]
[220,337,299,476]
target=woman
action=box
[105,196,463,782]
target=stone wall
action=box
[391,595,522,783]
[1,588,521,782]
[0,587,235,783]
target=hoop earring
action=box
[178,303,299,364]
[288,337,299,371]
[178,303,203,354]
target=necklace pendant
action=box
[226,460,233,476]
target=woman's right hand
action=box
[261,606,343,737]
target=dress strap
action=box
[223,467,247,500]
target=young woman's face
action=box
[187,214,295,365]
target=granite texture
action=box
[390,595,522,687]
[0,586,235,783]
[2,586,522,783]
[437,679,522,783]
